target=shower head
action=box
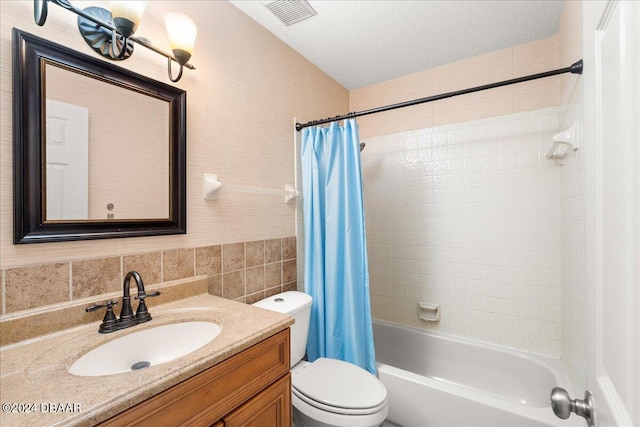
[360,142,366,152]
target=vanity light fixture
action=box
[33,0,197,82]
[164,12,198,82]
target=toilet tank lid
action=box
[252,291,312,315]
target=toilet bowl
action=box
[253,291,388,427]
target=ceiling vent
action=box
[264,0,317,26]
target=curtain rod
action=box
[295,59,583,132]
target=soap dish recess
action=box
[418,302,441,322]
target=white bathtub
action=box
[373,320,581,427]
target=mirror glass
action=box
[45,63,170,221]
[13,29,186,244]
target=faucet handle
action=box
[135,291,160,323]
[86,300,118,312]
[86,301,119,333]
[135,290,160,300]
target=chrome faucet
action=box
[86,271,160,333]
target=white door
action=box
[45,100,89,220]
[583,0,640,426]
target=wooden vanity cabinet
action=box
[99,329,291,427]
[223,374,291,427]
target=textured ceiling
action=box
[229,0,566,90]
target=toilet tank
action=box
[252,291,312,366]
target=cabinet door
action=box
[224,374,291,427]
[99,330,290,427]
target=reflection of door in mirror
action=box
[46,100,89,220]
[45,63,170,221]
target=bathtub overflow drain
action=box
[131,361,151,371]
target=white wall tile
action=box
[363,107,565,357]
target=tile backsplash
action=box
[0,236,297,315]
[362,107,563,357]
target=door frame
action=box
[583,0,640,425]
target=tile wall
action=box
[558,0,586,393]
[362,106,564,357]
[0,237,297,315]
[560,77,585,391]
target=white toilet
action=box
[253,291,388,427]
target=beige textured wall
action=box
[350,36,560,139]
[559,0,583,105]
[0,1,348,268]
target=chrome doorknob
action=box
[550,387,595,427]
[550,387,572,418]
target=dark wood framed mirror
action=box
[13,29,187,244]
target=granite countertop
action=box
[0,294,293,427]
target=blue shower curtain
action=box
[300,119,376,374]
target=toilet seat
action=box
[292,358,387,416]
[292,388,388,416]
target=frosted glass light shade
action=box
[109,1,146,37]
[164,13,198,65]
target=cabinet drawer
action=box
[100,329,290,427]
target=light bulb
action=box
[109,1,147,38]
[164,13,198,65]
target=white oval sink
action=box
[69,321,222,376]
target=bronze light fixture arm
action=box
[131,36,196,71]
[33,0,195,77]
